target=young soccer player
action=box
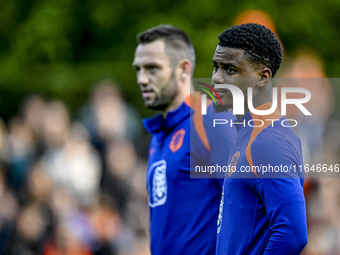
[212,23,308,254]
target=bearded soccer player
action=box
[132,25,236,254]
[213,23,308,254]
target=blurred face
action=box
[133,40,178,111]
[212,45,259,112]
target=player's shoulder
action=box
[186,91,236,148]
[261,120,301,145]
[252,121,302,155]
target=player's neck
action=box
[235,87,273,119]
[161,79,193,117]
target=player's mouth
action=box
[214,89,227,98]
[142,89,155,98]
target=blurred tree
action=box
[0,0,339,120]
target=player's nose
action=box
[212,69,224,85]
[137,69,150,85]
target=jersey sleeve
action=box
[250,131,308,254]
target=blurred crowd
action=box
[0,79,150,255]
[277,55,340,255]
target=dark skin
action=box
[211,45,273,118]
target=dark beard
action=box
[147,70,178,111]
[213,104,230,113]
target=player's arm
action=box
[251,132,308,254]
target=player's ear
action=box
[257,67,272,87]
[178,59,192,81]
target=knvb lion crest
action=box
[169,129,185,153]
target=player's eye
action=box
[226,68,236,74]
[147,65,159,73]
[213,63,219,71]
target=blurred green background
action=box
[0,0,339,121]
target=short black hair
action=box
[137,25,196,71]
[218,23,283,77]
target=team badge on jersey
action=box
[169,128,185,152]
[148,160,167,208]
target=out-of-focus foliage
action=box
[0,0,339,120]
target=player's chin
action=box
[143,98,155,107]
[212,97,232,113]
[213,103,230,113]
[145,101,167,111]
